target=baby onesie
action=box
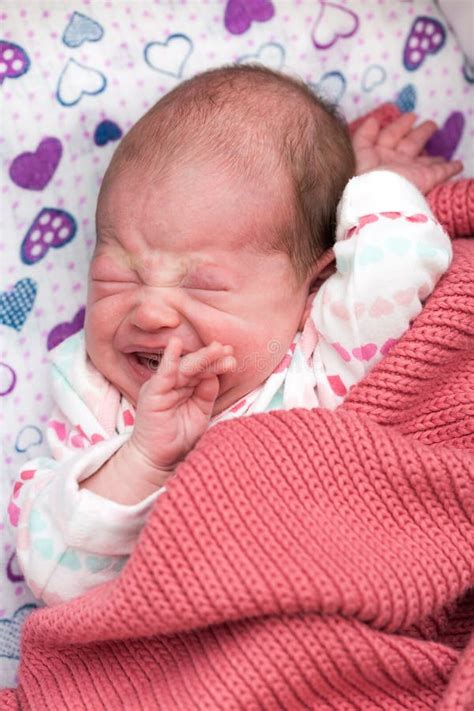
[9,171,452,605]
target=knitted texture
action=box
[1,233,473,709]
[428,180,474,238]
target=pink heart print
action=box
[327,375,347,397]
[49,420,67,442]
[331,342,351,362]
[352,343,377,361]
[380,338,398,356]
[330,301,350,320]
[394,287,416,306]
[21,208,77,265]
[403,16,446,71]
[358,214,379,228]
[0,41,30,84]
[369,297,394,317]
[224,0,274,35]
[123,410,135,427]
[406,214,428,223]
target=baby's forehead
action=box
[96,157,288,265]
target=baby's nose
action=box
[131,289,181,332]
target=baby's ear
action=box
[298,248,335,330]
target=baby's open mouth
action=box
[134,352,164,371]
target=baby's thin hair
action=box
[104,64,356,282]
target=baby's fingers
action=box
[351,116,381,150]
[146,337,183,394]
[398,120,438,157]
[377,112,417,149]
[179,342,235,381]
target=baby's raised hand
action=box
[128,337,236,475]
[353,112,463,194]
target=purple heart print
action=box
[425,112,465,160]
[47,307,86,351]
[0,41,30,84]
[403,16,446,71]
[9,137,63,191]
[21,208,77,265]
[224,0,274,35]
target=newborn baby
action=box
[9,66,461,605]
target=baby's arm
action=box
[312,169,452,404]
[10,339,235,604]
[8,406,153,605]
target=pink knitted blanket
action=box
[2,153,473,709]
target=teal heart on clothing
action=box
[58,550,81,570]
[336,255,351,273]
[85,555,112,573]
[112,558,126,573]
[416,243,445,259]
[386,237,410,256]
[32,538,54,560]
[29,510,47,533]
[358,245,383,266]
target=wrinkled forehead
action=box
[96,154,290,255]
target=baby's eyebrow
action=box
[183,262,235,286]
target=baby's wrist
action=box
[79,440,174,505]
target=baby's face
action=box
[85,158,311,415]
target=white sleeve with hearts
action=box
[311,170,452,406]
[8,334,163,606]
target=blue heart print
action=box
[396,84,417,113]
[62,12,104,48]
[0,278,37,331]
[94,120,122,146]
[313,71,346,104]
[144,34,193,78]
[56,59,107,107]
[14,425,43,454]
[0,605,37,660]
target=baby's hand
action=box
[353,112,463,194]
[128,337,236,474]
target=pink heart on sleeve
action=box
[358,214,379,228]
[20,469,36,480]
[48,420,67,441]
[380,211,401,219]
[369,297,394,317]
[406,213,428,223]
[123,409,134,426]
[352,343,377,361]
[327,375,347,397]
[331,342,351,362]
[8,501,21,527]
[330,301,350,320]
[394,287,416,305]
[380,338,398,356]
